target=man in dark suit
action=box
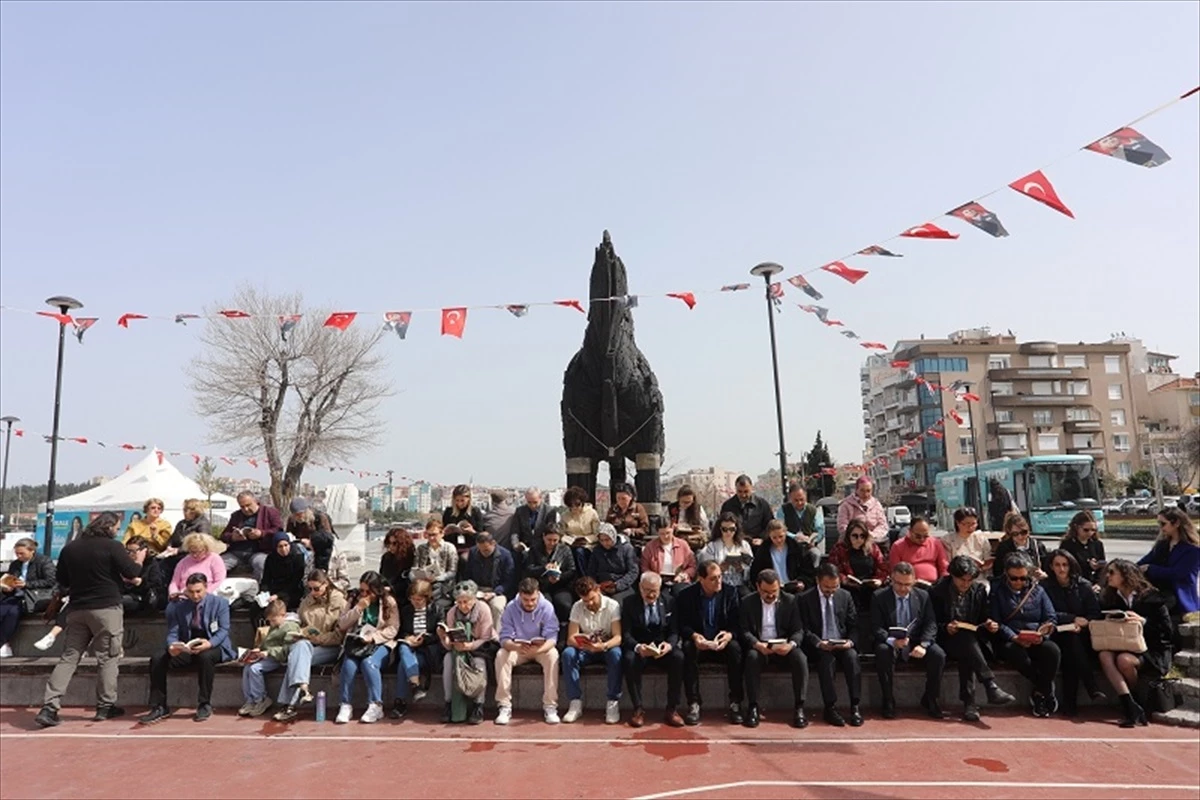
[621,572,685,727]
[872,561,947,719]
[800,563,863,726]
[740,569,809,728]
[510,488,555,553]
[676,559,745,725]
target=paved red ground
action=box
[1,705,1197,799]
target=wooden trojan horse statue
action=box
[561,231,666,518]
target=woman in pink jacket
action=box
[639,518,696,594]
[168,534,228,598]
[837,477,889,550]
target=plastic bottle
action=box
[315,691,326,722]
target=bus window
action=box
[1027,462,1100,509]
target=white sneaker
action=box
[334,703,353,724]
[237,701,255,717]
[0,644,12,659]
[563,699,584,723]
[495,705,512,725]
[605,699,621,724]
[248,697,273,718]
[360,702,384,724]
[544,705,560,725]
[34,633,57,651]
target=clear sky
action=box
[1,2,1198,491]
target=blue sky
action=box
[2,2,1197,491]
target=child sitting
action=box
[239,599,301,717]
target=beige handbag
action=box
[1089,618,1147,653]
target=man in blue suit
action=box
[139,573,234,724]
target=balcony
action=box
[987,446,1030,458]
[988,421,1027,435]
[1067,446,1106,457]
[988,367,1087,381]
[1064,420,1102,433]
[992,394,1088,407]
[1019,341,1059,355]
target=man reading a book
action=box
[494,577,561,725]
[561,577,623,724]
[676,559,745,725]
[739,569,809,728]
[888,517,949,587]
[871,562,946,719]
[621,572,685,728]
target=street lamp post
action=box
[750,262,789,501]
[0,415,19,532]
[43,295,83,552]
[962,385,985,528]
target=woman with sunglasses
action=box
[1043,549,1105,716]
[1098,559,1173,727]
[829,517,888,611]
[1061,510,1106,585]
[379,527,415,598]
[1138,507,1200,617]
[698,512,754,594]
[990,554,1060,717]
[991,512,1047,581]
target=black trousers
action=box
[546,589,574,622]
[148,647,224,708]
[1000,639,1061,697]
[744,647,809,709]
[682,639,744,706]
[875,641,946,702]
[623,647,684,710]
[810,645,862,708]
[1054,631,1099,707]
[941,631,995,703]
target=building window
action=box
[1063,355,1087,368]
[1037,433,1060,451]
[959,437,975,456]
[1033,409,1054,425]
[1117,462,1132,478]
[1113,433,1131,452]
[915,357,968,374]
[1028,355,1058,368]
[992,382,1014,396]
[1108,384,1124,400]
[1067,381,1090,396]
[1066,407,1094,421]
[1104,355,1121,374]
[999,434,1028,451]
[995,409,1014,423]
[1110,408,1126,427]
[1189,391,1200,407]
[1072,434,1095,448]
[1031,381,1057,396]
[988,354,1011,370]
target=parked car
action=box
[1129,498,1155,514]
[886,506,912,527]
[1101,498,1127,513]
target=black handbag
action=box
[1144,679,1177,714]
[342,632,378,660]
[22,587,55,615]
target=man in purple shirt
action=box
[494,577,561,725]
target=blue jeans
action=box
[242,656,282,702]
[340,646,391,705]
[562,646,623,701]
[395,643,433,700]
[281,640,340,704]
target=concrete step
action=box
[7,616,260,659]
[1173,649,1200,678]
[1179,622,1200,650]
[1151,707,1200,729]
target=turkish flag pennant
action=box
[1009,170,1074,218]
[768,282,784,299]
[930,430,944,439]
[555,299,586,314]
[441,307,467,338]
[248,458,259,468]
[117,313,148,328]
[890,360,911,368]
[220,456,235,466]
[821,261,869,284]
[897,447,908,457]
[914,376,926,385]
[175,313,201,325]
[667,292,696,310]
[798,304,824,318]
[14,429,23,437]
[823,319,844,327]
[949,201,1009,238]
[37,311,74,325]
[192,454,201,465]
[860,342,889,350]
[156,450,164,466]
[505,305,529,318]
[901,223,958,240]
[69,437,88,444]
[383,311,413,338]
[323,312,357,331]
[858,245,903,257]
[1085,127,1171,168]
[962,392,981,402]
[949,409,964,425]
[219,309,251,319]
[788,274,824,300]
[279,314,302,341]
[73,317,98,343]
[841,330,859,339]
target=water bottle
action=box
[315,691,326,722]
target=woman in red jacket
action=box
[829,517,888,612]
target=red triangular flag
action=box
[323,312,357,331]
[441,307,467,338]
[156,450,164,465]
[192,454,201,465]
[119,443,139,450]
[248,458,259,469]
[930,430,944,439]
[221,456,235,465]
[554,299,586,314]
[822,319,844,327]
[901,223,958,240]
[1009,170,1074,218]
[68,437,88,444]
[667,292,696,310]
[860,342,889,350]
[14,429,23,437]
[890,360,910,368]
[962,392,981,402]
[219,309,251,319]
[949,410,964,425]
[37,311,74,325]
[820,261,868,284]
[117,313,148,328]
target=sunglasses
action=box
[1006,575,1030,584]
[720,526,737,533]
[849,533,867,540]
[1081,526,1098,533]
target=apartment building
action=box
[860,328,1181,499]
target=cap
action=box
[289,498,309,514]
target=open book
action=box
[888,626,910,640]
[642,642,668,656]
[510,637,548,647]
[765,638,789,646]
[0,574,19,588]
[953,621,979,632]
[573,633,605,648]
[175,638,207,651]
[437,622,469,643]
[1015,630,1043,644]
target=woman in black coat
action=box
[1060,511,1106,584]
[1043,549,1104,715]
[1097,559,1174,727]
[0,538,57,656]
[991,513,1048,579]
[261,534,308,611]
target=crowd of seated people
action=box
[12,483,1197,736]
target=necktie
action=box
[192,601,202,631]
[897,596,910,629]
[647,604,658,627]
[823,595,838,640]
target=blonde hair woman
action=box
[124,498,173,553]
[167,534,227,598]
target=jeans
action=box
[395,643,434,700]
[561,646,623,701]
[0,595,23,646]
[280,640,340,704]
[221,549,268,581]
[242,656,282,702]
[339,646,391,705]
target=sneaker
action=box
[684,702,701,726]
[273,706,299,723]
[412,687,428,703]
[334,703,353,724]
[389,699,409,720]
[605,700,620,725]
[563,699,584,723]
[92,705,125,721]
[360,702,384,724]
[298,689,314,706]
[0,644,12,659]
[1030,693,1049,718]
[543,706,560,725]
[34,706,60,728]
[468,703,484,725]
[237,701,256,717]
[34,633,57,651]
[193,703,213,722]
[247,697,273,718]
[495,705,512,725]
[138,706,170,726]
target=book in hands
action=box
[175,638,207,651]
[1056,623,1079,633]
[0,574,20,588]
[573,633,605,648]
[437,622,469,643]
[642,642,667,657]
[765,638,789,646]
[1015,630,1043,644]
[510,637,548,647]
[888,626,910,640]
[825,639,848,647]
[843,574,863,586]
[953,621,979,632]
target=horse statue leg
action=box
[566,457,598,505]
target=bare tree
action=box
[194,457,223,524]
[189,286,390,510]
[1160,426,1200,492]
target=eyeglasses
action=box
[720,526,737,533]
[849,533,867,540]
[1006,574,1029,584]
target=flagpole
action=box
[750,263,788,501]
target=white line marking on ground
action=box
[629,780,1200,800]
[2,732,1197,745]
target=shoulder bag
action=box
[1090,616,1147,653]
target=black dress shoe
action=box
[441,703,452,723]
[985,681,1015,706]
[138,706,170,726]
[743,705,760,728]
[467,703,484,725]
[823,708,846,727]
[92,705,125,721]
[684,703,701,726]
[792,708,809,729]
[389,699,408,720]
[193,703,213,722]
[34,707,60,728]
[881,697,897,719]
[920,696,946,719]
[728,702,743,725]
[963,705,981,722]
[848,706,864,727]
